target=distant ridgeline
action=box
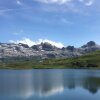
[0,41,100,63]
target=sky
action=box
[0,0,100,47]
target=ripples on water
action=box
[0,69,100,100]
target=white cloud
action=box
[36,0,96,12]
[0,8,30,15]
[9,38,64,48]
[0,9,14,13]
[9,38,35,47]
[85,0,94,6]
[34,0,95,14]
[36,0,72,5]
[38,39,64,48]
[12,30,24,35]
[61,18,73,24]
[0,8,16,17]
[79,0,94,6]
[37,0,94,6]
[13,32,19,35]
[16,0,22,5]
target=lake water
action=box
[0,69,100,100]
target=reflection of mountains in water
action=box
[0,70,100,98]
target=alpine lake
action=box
[0,69,100,100]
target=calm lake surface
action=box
[0,69,100,100]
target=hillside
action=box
[41,50,100,69]
[0,50,100,69]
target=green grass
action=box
[0,50,100,69]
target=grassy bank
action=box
[0,51,100,69]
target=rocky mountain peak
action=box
[87,41,96,46]
[66,46,75,51]
[31,42,58,51]
[41,42,58,51]
[81,41,96,48]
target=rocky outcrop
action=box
[81,41,96,48]
[31,44,42,51]
[41,42,58,51]
[80,41,100,54]
[31,42,58,51]
[0,41,100,61]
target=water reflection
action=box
[0,69,100,99]
[83,77,100,94]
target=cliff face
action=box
[0,41,100,60]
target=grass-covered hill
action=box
[0,51,100,69]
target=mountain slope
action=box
[41,50,100,69]
[0,50,100,69]
[0,41,100,60]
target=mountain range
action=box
[0,41,100,62]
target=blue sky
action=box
[0,0,100,47]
